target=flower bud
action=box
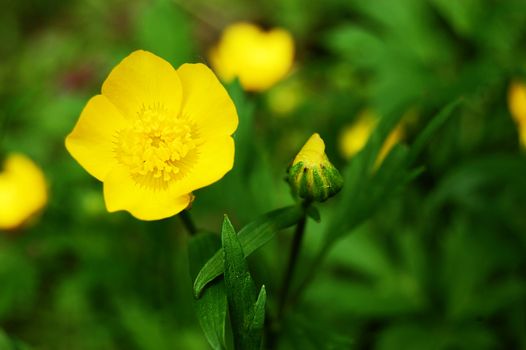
[287,133,343,202]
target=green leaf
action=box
[325,24,384,68]
[281,313,352,350]
[431,0,481,37]
[0,329,31,350]
[222,216,266,350]
[408,98,462,163]
[194,205,303,297]
[249,286,267,333]
[324,99,460,247]
[188,233,227,350]
[0,246,37,319]
[325,144,412,246]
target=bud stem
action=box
[278,201,309,319]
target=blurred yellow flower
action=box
[508,80,526,148]
[66,50,238,221]
[339,109,377,159]
[210,22,294,92]
[339,109,404,165]
[0,153,47,230]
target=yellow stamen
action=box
[114,104,200,190]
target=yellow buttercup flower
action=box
[66,50,238,221]
[210,22,294,92]
[0,153,47,230]
[508,80,526,148]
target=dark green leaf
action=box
[0,329,31,350]
[324,100,460,247]
[408,98,462,163]
[222,216,266,350]
[194,205,303,297]
[188,233,227,350]
[325,24,384,68]
[249,286,267,333]
[325,143,412,245]
[281,313,352,350]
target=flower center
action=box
[115,105,199,190]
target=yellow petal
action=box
[103,165,192,220]
[209,46,235,84]
[102,50,183,118]
[168,136,235,197]
[177,63,238,137]
[210,23,260,83]
[293,133,326,167]
[65,95,126,181]
[0,179,20,229]
[238,28,294,91]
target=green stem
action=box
[278,211,307,319]
[179,210,198,235]
[289,243,329,306]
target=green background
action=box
[1,0,526,349]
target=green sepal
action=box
[306,205,321,222]
[287,159,343,202]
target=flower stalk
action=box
[278,201,309,319]
[179,210,198,236]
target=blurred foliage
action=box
[1,0,526,349]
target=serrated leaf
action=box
[194,205,303,297]
[222,216,265,350]
[188,233,227,350]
